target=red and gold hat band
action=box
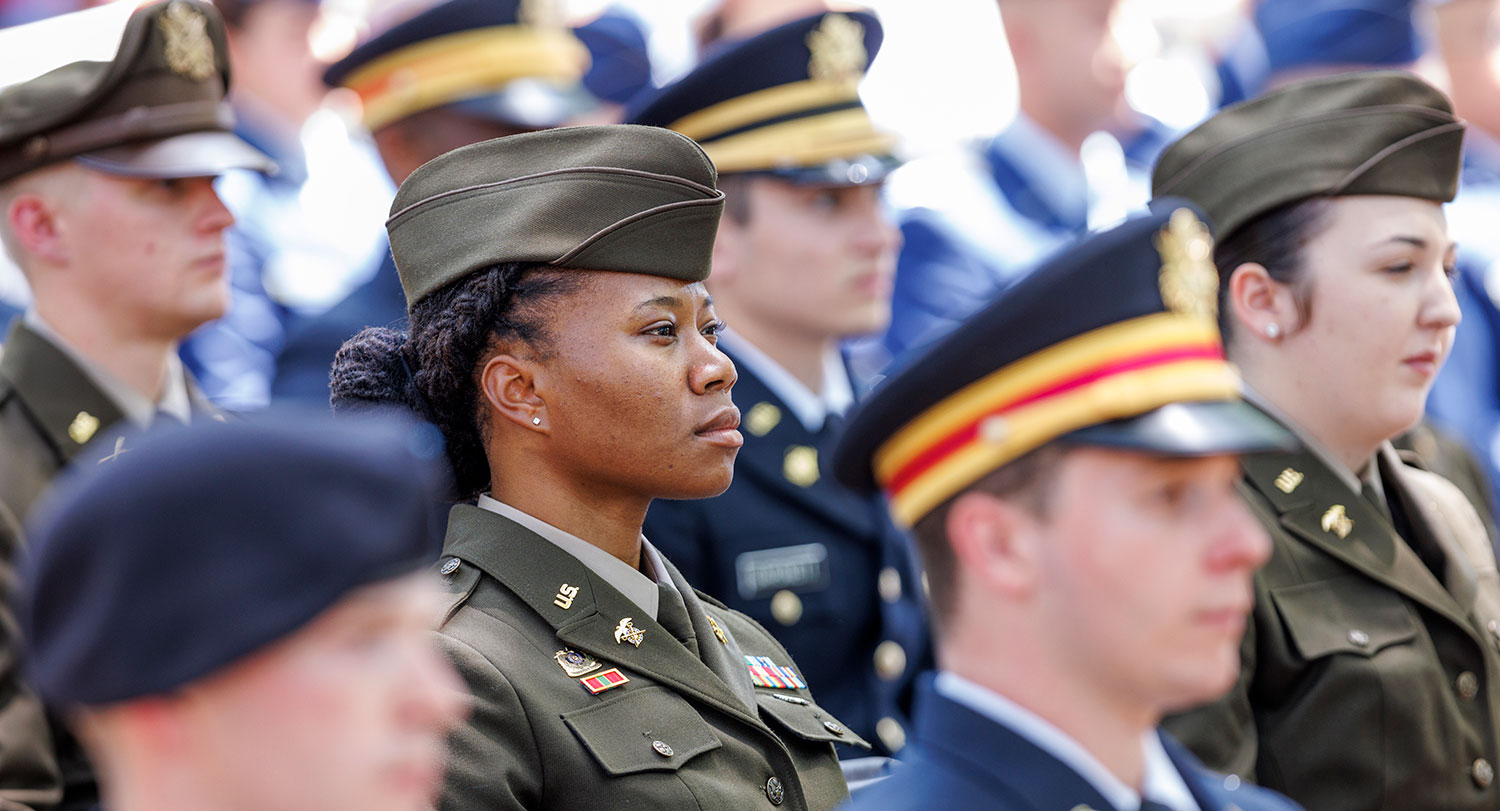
[341,25,589,130]
[873,312,1241,526]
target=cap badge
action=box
[746,402,782,437]
[159,2,216,82]
[1321,504,1354,539]
[519,0,564,30]
[784,445,820,487]
[554,648,601,677]
[614,617,645,647]
[580,667,630,695]
[1275,468,1304,494]
[807,13,866,83]
[68,411,99,445]
[1155,208,1219,320]
[554,582,579,610]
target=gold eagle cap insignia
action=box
[806,13,866,83]
[1155,208,1219,320]
[159,1,216,82]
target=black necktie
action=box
[656,583,698,658]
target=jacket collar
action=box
[1,320,128,464]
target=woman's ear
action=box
[1228,262,1298,342]
[479,353,549,432]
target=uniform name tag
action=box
[735,543,830,600]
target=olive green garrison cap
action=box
[1153,70,1464,238]
[387,124,726,308]
[0,0,273,183]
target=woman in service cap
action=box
[329,125,856,811]
[1153,70,1500,811]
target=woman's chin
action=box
[655,467,736,501]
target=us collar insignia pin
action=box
[68,411,99,445]
[554,583,579,610]
[708,615,729,645]
[1321,504,1354,539]
[1274,468,1304,494]
[554,649,601,678]
[614,617,645,647]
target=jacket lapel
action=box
[661,556,760,713]
[1242,446,1476,636]
[727,351,880,537]
[0,321,126,464]
[442,505,763,728]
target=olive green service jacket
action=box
[1166,440,1500,811]
[435,505,858,811]
[0,320,218,811]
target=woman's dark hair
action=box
[1211,196,1334,345]
[330,262,581,500]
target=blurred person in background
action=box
[0,3,274,806]
[879,0,1169,365]
[270,0,595,406]
[831,206,1301,811]
[629,10,930,759]
[1155,71,1500,811]
[19,416,467,811]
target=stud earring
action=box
[532,416,542,426]
[1265,323,1281,339]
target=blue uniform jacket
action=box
[842,680,1304,811]
[642,347,932,757]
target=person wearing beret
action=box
[1151,71,1500,810]
[829,205,1302,811]
[0,2,273,807]
[18,416,468,811]
[270,0,596,407]
[330,125,853,811]
[627,10,930,759]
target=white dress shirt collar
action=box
[934,672,1201,811]
[720,332,853,433]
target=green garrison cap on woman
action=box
[330,125,857,811]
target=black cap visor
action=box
[740,153,901,187]
[445,78,598,131]
[75,130,276,178]
[1062,399,1297,457]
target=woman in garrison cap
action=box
[328,125,855,811]
[1153,70,1500,811]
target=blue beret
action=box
[21,414,450,707]
[1258,0,1422,75]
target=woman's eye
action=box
[646,323,677,338]
[701,320,726,339]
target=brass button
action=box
[765,776,785,805]
[823,720,844,736]
[1475,758,1495,788]
[874,640,907,681]
[652,740,673,757]
[770,590,803,626]
[876,716,907,752]
[1347,629,1370,647]
[1458,671,1481,701]
[878,567,902,603]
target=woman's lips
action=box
[695,407,744,448]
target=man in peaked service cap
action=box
[19,415,468,811]
[271,0,596,406]
[832,205,1303,810]
[630,10,930,758]
[0,2,271,807]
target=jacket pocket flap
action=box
[1271,576,1420,660]
[563,686,722,775]
[756,692,871,750]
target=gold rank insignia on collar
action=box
[746,402,782,437]
[784,445,820,487]
[554,583,578,610]
[554,648,600,677]
[159,1,216,82]
[1322,504,1354,539]
[68,411,99,445]
[614,617,645,647]
[806,13,866,83]
[1275,468,1304,494]
[1155,208,1219,320]
[708,615,729,645]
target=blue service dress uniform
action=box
[840,677,1304,811]
[643,343,931,756]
